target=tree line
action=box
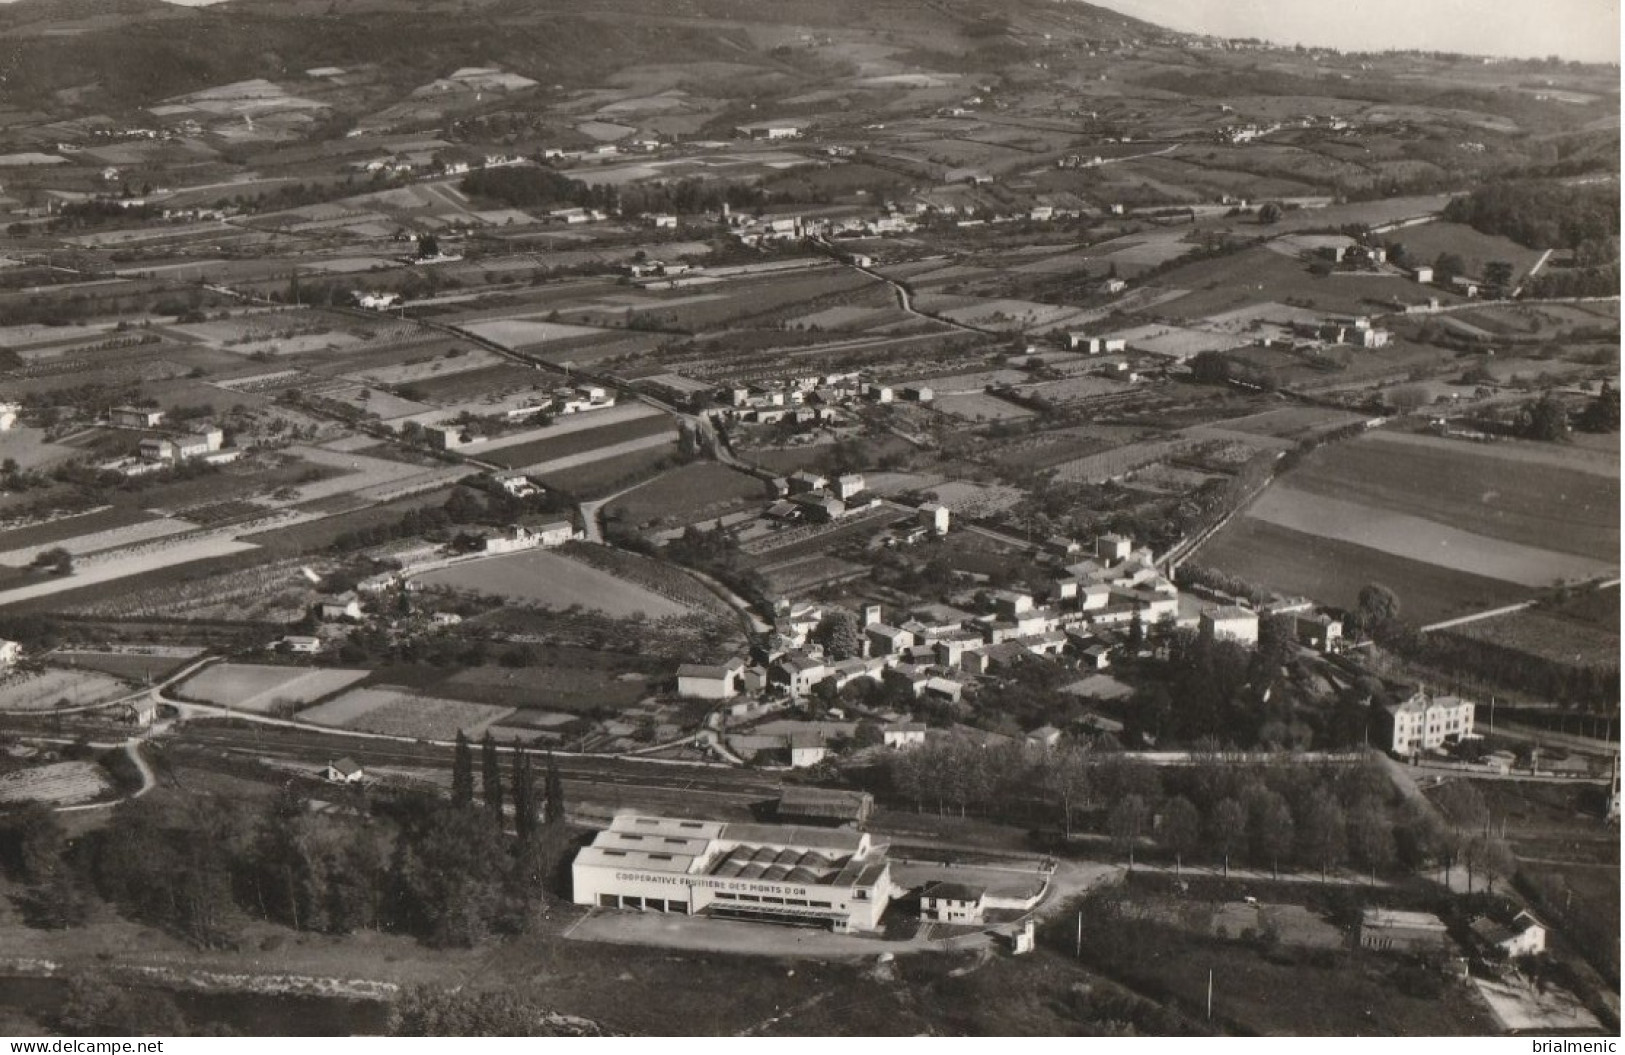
[878,744,1510,887]
[0,738,574,950]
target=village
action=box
[0,0,1616,1038]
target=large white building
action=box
[1201,605,1260,646]
[1384,690,1475,755]
[572,813,898,933]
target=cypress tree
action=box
[543,752,565,826]
[512,744,537,844]
[451,731,474,807]
[480,732,504,822]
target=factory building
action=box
[571,813,898,932]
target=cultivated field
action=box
[175,663,371,713]
[604,463,768,529]
[482,414,675,470]
[1197,518,1535,625]
[1244,486,1616,588]
[299,686,514,739]
[933,392,1036,422]
[51,649,204,682]
[1452,600,1620,668]
[414,549,692,618]
[0,669,131,711]
[1199,427,1619,620]
[1281,432,1620,561]
[0,761,113,806]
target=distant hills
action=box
[0,0,1165,112]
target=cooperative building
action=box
[572,813,898,933]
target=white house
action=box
[677,659,745,700]
[315,594,364,621]
[919,882,986,924]
[1384,690,1475,755]
[883,722,928,748]
[1471,911,1546,959]
[324,757,365,784]
[0,639,20,666]
[787,732,830,768]
[919,503,951,535]
[1201,605,1259,646]
[834,473,866,501]
[0,402,19,431]
[113,406,164,429]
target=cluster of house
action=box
[1291,314,1393,349]
[673,535,1200,764]
[271,521,576,653]
[1178,584,1346,653]
[354,151,523,177]
[702,371,931,427]
[1216,121,1284,144]
[101,406,237,476]
[764,470,881,526]
[626,259,693,279]
[430,385,615,448]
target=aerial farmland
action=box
[0,0,1616,1038]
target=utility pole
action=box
[1075,911,1082,959]
[1206,969,1213,1022]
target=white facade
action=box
[1201,606,1259,646]
[677,660,743,700]
[571,814,896,933]
[1386,691,1475,755]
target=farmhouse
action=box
[110,406,164,429]
[277,635,323,654]
[1295,612,1343,652]
[495,473,541,498]
[1200,605,1259,646]
[919,502,951,535]
[1469,911,1546,959]
[919,882,986,925]
[0,639,19,666]
[570,813,897,933]
[788,731,830,768]
[787,471,829,494]
[772,653,829,697]
[356,292,400,310]
[314,594,363,621]
[640,373,714,406]
[883,722,928,748]
[736,121,805,140]
[0,402,18,430]
[865,623,914,657]
[1026,725,1062,749]
[324,757,365,784]
[791,492,845,523]
[677,658,745,700]
[479,522,574,554]
[1383,690,1475,755]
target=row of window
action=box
[713,892,835,909]
[598,849,677,861]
